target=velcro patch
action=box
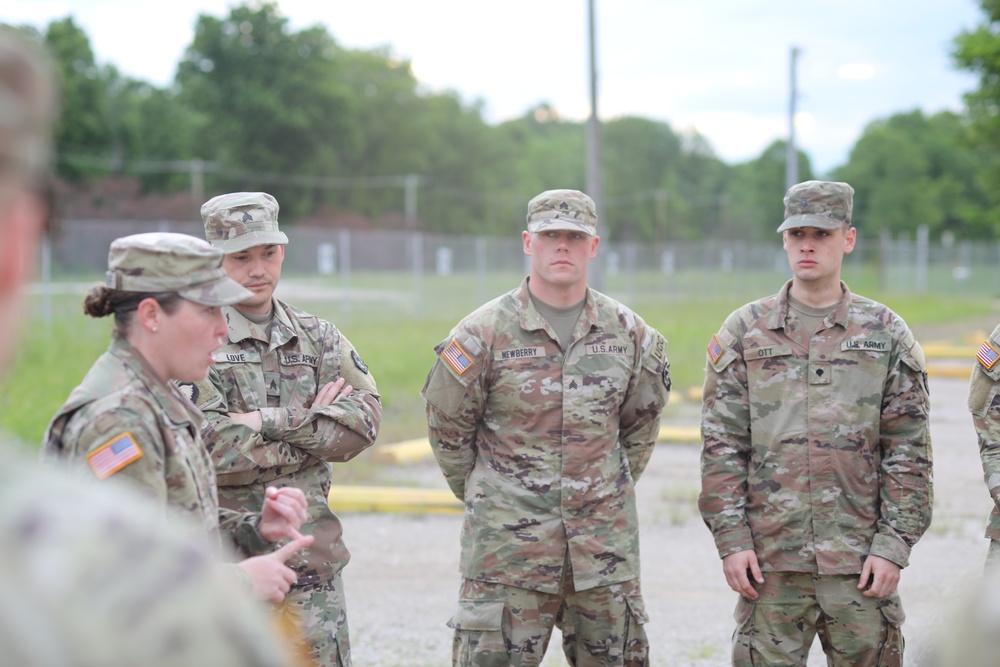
[442,339,473,375]
[977,340,1000,370]
[87,432,143,479]
[707,334,725,364]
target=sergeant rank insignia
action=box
[977,340,1000,370]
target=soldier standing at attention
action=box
[966,324,1000,567]
[699,180,933,667]
[0,27,295,666]
[423,189,671,667]
[190,192,381,667]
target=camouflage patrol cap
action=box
[106,232,252,306]
[777,180,854,232]
[0,27,58,184]
[526,189,598,236]
[201,191,288,253]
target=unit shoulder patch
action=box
[87,432,143,479]
[351,349,369,374]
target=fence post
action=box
[338,229,351,323]
[915,225,929,294]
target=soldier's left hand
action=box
[259,486,309,542]
[311,378,352,410]
[858,555,900,598]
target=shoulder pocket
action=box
[707,329,739,372]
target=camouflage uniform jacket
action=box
[699,280,932,574]
[41,333,269,556]
[967,323,1000,539]
[192,298,381,585]
[0,452,288,667]
[422,277,670,594]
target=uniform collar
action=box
[108,333,201,428]
[515,276,599,342]
[769,279,852,331]
[223,298,296,349]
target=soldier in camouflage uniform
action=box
[699,180,933,667]
[966,325,1000,567]
[0,27,294,666]
[423,189,671,667]
[43,232,315,604]
[190,192,382,667]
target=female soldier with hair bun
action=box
[43,232,314,604]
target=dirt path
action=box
[340,374,991,666]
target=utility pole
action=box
[404,174,420,230]
[785,46,801,191]
[586,0,604,289]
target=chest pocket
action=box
[212,348,264,412]
[279,350,321,408]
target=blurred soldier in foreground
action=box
[423,189,671,666]
[189,192,382,667]
[699,180,933,666]
[0,27,294,666]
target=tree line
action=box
[11,1,1000,241]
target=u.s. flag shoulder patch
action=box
[87,432,143,479]
[977,340,1000,370]
[441,338,473,376]
[707,334,725,364]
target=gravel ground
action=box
[339,373,990,666]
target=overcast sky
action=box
[7,0,985,174]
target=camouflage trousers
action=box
[448,577,648,667]
[732,571,904,667]
[278,574,351,667]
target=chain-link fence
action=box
[33,220,1000,324]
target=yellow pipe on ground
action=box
[328,485,463,515]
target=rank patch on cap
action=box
[442,339,472,375]
[87,432,143,479]
[977,340,1000,370]
[707,334,725,364]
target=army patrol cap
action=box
[106,232,252,306]
[526,189,598,236]
[777,180,854,233]
[201,191,289,252]
[0,27,58,183]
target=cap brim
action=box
[209,230,289,253]
[179,276,253,307]
[776,214,848,233]
[527,219,596,236]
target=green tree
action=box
[727,140,814,241]
[176,2,354,217]
[953,0,1000,232]
[43,17,111,180]
[833,111,991,238]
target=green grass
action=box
[3,282,994,452]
